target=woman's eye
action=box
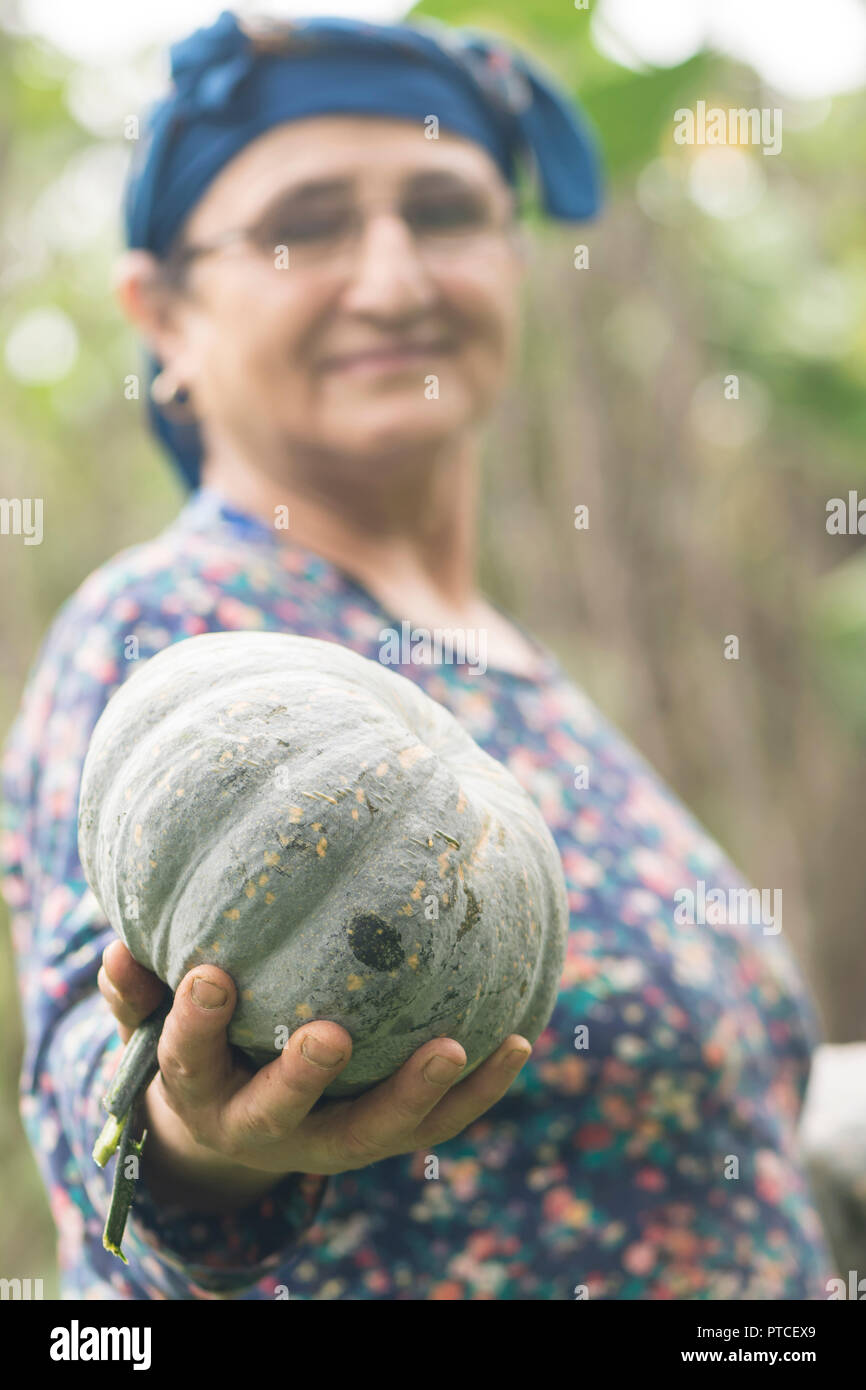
[265,209,351,243]
[406,198,489,233]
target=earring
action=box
[150,370,196,423]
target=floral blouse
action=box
[1,486,832,1300]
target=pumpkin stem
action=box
[92,996,171,1261]
[93,1114,125,1168]
[92,995,170,1168]
[102,1111,148,1264]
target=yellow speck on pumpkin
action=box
[295,1002,313,1019]
[468,820,491,865]
[351,808,359,820]
[188,748,202,761]
[219,750,233,764]
[407,953,419,970]
[134,825,142,846]
[258,873,269,885]
[242,989,254,1001]
[316,837,327,857]
[456,789,467,814]
[410,879,425,900]
[176,787,185,797]
[311,822,322,832]
[399,903,414,916]
[346,974,364,991]
[265,892,276,905]
[245,883,256,898]
[288,806,304,824]
[355,788,365,804]
[223,908,240,921]
[437,851,452,878]
[263,851,280,867]
[149,858,157,868]
[277,832,290,847]
[124,787,132,801]
[375,762,389,776]
[226,701,251,716]
[398,744,430,770]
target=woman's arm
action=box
[3,582,531,1293]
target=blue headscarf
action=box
[125,11,603,488]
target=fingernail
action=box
[505,1047,531,1070]
[191,977,227,1010]
[99,965,122,1000]
[423,1055,464,1086]
[301,1033,345,1068]
[99,968,131,1016]
[101,955,121,992]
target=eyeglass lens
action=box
[245,173,508,261]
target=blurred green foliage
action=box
[1,0,864,1292]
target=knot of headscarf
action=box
[169,11,259,114]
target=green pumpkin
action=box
[78,632,568,1097]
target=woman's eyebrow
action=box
[251,169,491,214]
[262,177,351,203]
[403,171,490,198]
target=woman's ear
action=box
[113,250,184,362]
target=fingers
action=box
[154,965,238,1133]
[414,1035,532,1148]
[219,1021,354,1160]
[315,1036,470,1171]
[99,939,166,1043]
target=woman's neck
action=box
[201,433,481,618]
[200,432,548,680]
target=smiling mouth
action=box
[319,341,456,374]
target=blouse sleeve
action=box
[1,580,327,1297]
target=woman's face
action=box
[134,115,525,471]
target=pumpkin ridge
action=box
[89,722,491,1049]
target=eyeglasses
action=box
[170,175,515,271]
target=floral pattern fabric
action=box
[1,486,832,1299]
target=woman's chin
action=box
[316,406,472,459]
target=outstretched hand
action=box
[98,939,531,1203]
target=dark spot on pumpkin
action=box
[389,1012,415,1034]
[347,914,405,971]
[456,887,482,941]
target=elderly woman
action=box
[2,12,832,1300]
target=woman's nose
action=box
[340,212,437,316]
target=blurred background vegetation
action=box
[1,0,864,1294]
